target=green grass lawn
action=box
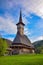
[0,54,43,65]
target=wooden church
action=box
[9,10,34,55]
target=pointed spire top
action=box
[16,10,25,26]
[19,9,22,23]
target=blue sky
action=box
[0,0,43,42]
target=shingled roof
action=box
[12,32,32,46]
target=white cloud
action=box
[0,13,17,35]
[24,27,31,36]
[37,36,43,40]
[31,36,43,43]
[22,16,30,25]
[2,0,43,18]
[21,0,43,18]
[6,37,14,41]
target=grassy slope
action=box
[0,54,43,65]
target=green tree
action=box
[40,45,43,54]
[35,46,43,54]
[0,36,8,56]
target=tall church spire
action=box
[16,10,25,26]
[19,9,22,23]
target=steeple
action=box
[16,10,25,35]
[16,10,25,26]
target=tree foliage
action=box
[35,45,43,54]
[0,37,8,56]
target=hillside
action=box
[33,40,43,53]
[0,38,12,46]
[33,40,43,47]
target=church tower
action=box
[16,10,25,35]
[11,10,34,55]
